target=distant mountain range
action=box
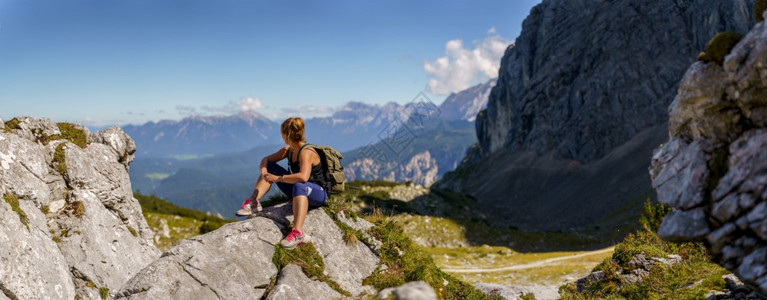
[124,80,494,158]
[128,80,495,215]
[122,111,277,158]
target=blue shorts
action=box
[267,162,327,207]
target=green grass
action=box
[4,193,29,231]
[345,182,616,251]
[136,193,235,250]
[55,123,88,148]
[272,242,350,296]
[126,225,138,237]
[346,180,406,190]
[144,212,203,251]
[135,193,234,225]
[362,219,500,300]
[53,143,67,177]
[262,193,291,208]
[99,287,109,299]
[558,201,729,299]
[3,118,21,133]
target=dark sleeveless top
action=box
[287,144,326,188]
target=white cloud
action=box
[279,105,336,119]
[424,28,511,95]
[237,97,266,111]
[176,105,198,116]
[201,97,269,115]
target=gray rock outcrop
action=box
[0,117,160,299]
[377,280,438,300]
[117,217,282,299]
[574,254,682,292]
[651,15,767,294]
[267,265,343,300]
[440,0,755,232]
[118,203,381,299]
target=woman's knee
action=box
[292,182,308,196]
[266,161,283,174]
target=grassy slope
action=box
[559,201,730,299]
[343,181,737,299]
[135,193,235,251]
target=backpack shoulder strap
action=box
[293,143,314,163]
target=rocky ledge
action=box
[0,117,159,299]
[650,14,767,294]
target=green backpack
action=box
[289,144,346,194]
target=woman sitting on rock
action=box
[236,117,327,249]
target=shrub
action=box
[55,123,88,148]
[756,0,767,22]
[65,200,86,218]
[99,287,109,299]
[199,221,225,234]
[53,143,68,176]
[698,32,743,65]
[3,118,21,133]
[560,225,723,299]
[638,199,671,233]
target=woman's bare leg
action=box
[250,175,272,202]
[292,195,309,231]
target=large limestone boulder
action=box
[117,217,282,299]
[651,17,767,294]
[0,117,160,299]
[119,203,380,299]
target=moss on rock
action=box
[698,32,743,66]
[756,0,767,22]
[4,192,29,230]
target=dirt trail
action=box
[442,247,614,274]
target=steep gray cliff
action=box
[651,15,767,294]
[441,0,756,232]
[0,117,159,299]
[477,0,753,162]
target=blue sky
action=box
[0,0,541,127]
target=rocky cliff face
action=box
[651,15,767,294]
[477,0,753,163]
[0,117,159,299]
[440,0,756,232]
